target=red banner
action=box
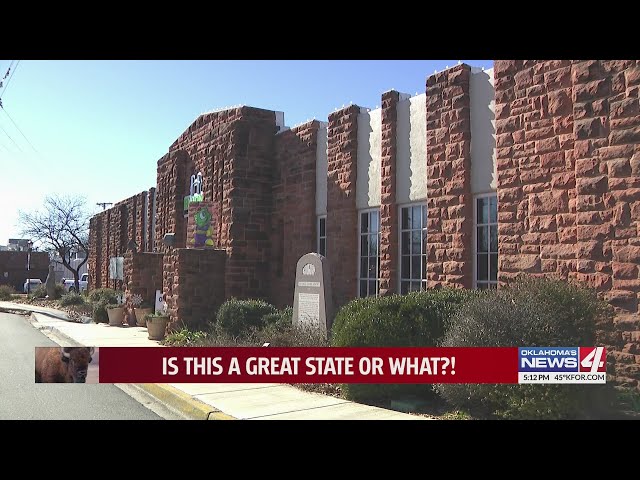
[98,347,519,384]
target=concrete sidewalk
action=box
[3,301,425,420]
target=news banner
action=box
[93,346,607,384]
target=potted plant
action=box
[145,312,170,340]
[130,293,153,327]
[106,303,125,326]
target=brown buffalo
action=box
[35,347,95,383]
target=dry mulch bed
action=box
[8,295,91,323]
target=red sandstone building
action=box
[89,60,640,388]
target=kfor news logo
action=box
[518,347,606,384]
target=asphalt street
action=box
[0,312,162,420]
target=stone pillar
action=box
[493,60,575,283]
[425,64,473,289]
[327,105,360,308]
[379,90,400,296]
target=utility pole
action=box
[96,202,113,211]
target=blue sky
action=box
[0,59,493,245]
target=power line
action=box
[1,107,38,154]
[1,60,15,83]
[0,120,22,152]
[0,60,20,99]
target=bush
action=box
[29,284,65,300]
[435,276,615,419]
[261,306,294,330]
[60,292,86,306]
[88,288,118,305]
[92,300,110,323]
[0,285,15,301]
[215,298,278,338]
[28,285,48,299]
[255,320,330,347]
[163,328,209,346]
[331,289,475,403]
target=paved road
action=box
[0,312,162,420]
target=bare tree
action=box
[18,195,90,293]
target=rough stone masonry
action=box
[88,61,640,390]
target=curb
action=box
[27,311,235,421]
[29,313,84,347]
[134,383,236,421]
[0,302,73,322]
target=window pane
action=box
[489,196,497,224]
[477,253,488,281]
[477,226,488,253]
[361,213,369,233]
[369,256,377,279]
[361,235,368,257]
[319,217,325,237]
[412,255,421,279]
[422,205,428,229]
[422,281,427,291]
[422,231,428,254]
[360,280,367,298]
[319,238,326,257]
[490,226,498,253]
[412,231,421,254]
[401,207,410,230]
[401,255,410,279]
[490,254,498,282]
[370,212,379,233]
[401,281,409,295]
[401,232,410,255]
[412,206,421,229]
[360,257,368,279]
[422,255,427,280]
[477,198,487,224]
[488,283,498,289]
[369,234,378,256]
[477,282,488,290]
[369,280,377,296]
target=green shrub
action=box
[60,292,86,306]
[215,298,278,338]
[435,276,615,420]
[261,306,294,330]
[88,288,118,305]
[163,328,209,346]
[92,299,110,323]
[255,320,330,347]
[28,285,48,299]
[331,289,475,403]
[29,284,65,300]
[0,285,15,301]
[52,284,65,299]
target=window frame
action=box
[473,192,498,290]
[357,208,381,298]
[317,215,327,257]
[397,202,428,295]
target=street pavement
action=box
[0,312,162,420]
[0,301,425,420]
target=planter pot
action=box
[107,306,125,327]
[146,315,169,341]
[134,307,153,327]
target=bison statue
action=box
[35,347,95,383]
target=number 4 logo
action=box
[580,347,606,373]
